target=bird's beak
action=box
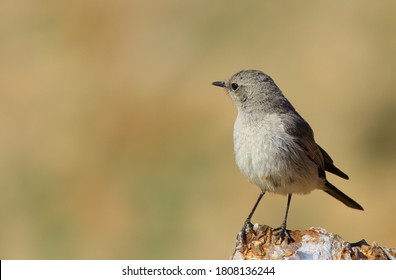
[212,81,226,88]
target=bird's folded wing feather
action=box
[281,112,325,171]
[281,112,349,180]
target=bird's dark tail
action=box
[323,181,364,210]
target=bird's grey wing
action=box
[282,112,349,180]
[281,112,325,171]
[282,113,360,210]
[317,145,349,179]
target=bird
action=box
[212,70,363,243]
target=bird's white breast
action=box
[233,113,320,195]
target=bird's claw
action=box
[273,224,294,244]
[239,220,254,243]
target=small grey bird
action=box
[212,70,363,243]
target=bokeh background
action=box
[1,0,395,259]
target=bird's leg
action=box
[240,191,265,242]
[273,194,294,243]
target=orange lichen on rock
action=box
[231,224,395,260]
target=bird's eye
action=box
[231,83,239,91]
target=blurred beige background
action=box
[0,0,395,259]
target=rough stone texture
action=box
[231,224,396,260]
